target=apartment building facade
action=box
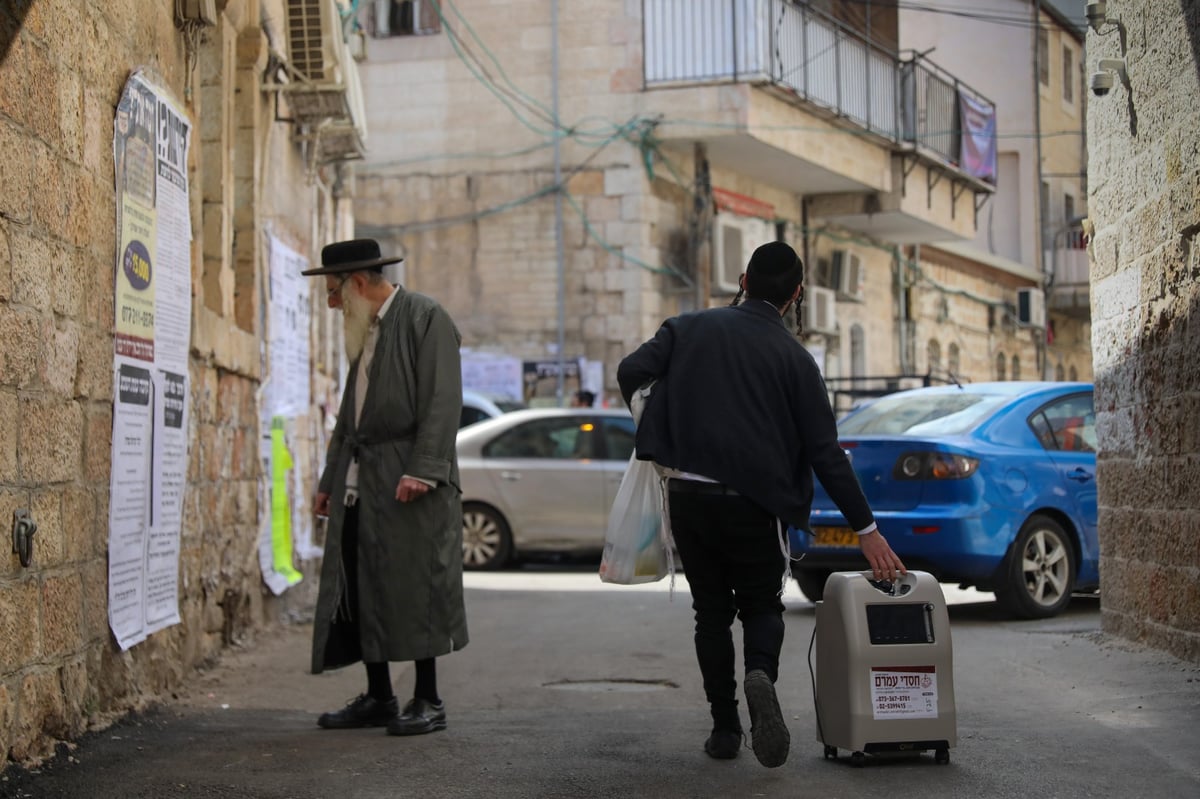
[352,0,1035,412]
[898,0,1093,387]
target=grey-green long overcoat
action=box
[311,287,469,673]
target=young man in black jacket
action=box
[617,240,905,768]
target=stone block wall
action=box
[355,155,690,401]
[1087,0,1200,662]
[0,0,181,763]
[0,0,345,767]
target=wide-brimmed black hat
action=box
[300,238,403,276]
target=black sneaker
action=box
[317,694,399,729]
[386,697,447,736]
[744,670,790,768]
[704,728,743,760]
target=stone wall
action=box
[1087,0,1200,662]
[355,155,696,402]
[0,0,345,766]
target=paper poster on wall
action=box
[460,350,524,402]
[257,234,313,594]
[264,236,312,417]
[258,418,303,595]
[107,70,192,651]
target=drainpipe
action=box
[1033,0,1048,377]
[897,244,911,375]
[552,0,566,405]
[1033,0,1046,275]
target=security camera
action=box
[1090,70,1114,97]
[1090,58,1129,97]
[1086,2,1108,31]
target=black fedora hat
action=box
[300,238,403,276]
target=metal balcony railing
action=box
[643,1,996,176]
[1047,226,1090,287]
[899,54,993,170]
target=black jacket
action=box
[617,299,874,532]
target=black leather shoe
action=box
[745,670,790,768]
[317,694,399,729]
[386,697,447,736]
[704,728,743,760]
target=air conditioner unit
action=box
[803,286,838,335]
[1016,287,1045,327]
[830,249,865,301]
[712,214,773,295]
[180,0,218,27]
[282,0,367,161]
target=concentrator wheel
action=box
[824,745,838,760]
[851,751,866,768]
[935,748,950,765]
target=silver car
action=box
[456,408,636,569]
[460,389,527,428]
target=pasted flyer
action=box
[107,71,193,650]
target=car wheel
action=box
[795,570,831,603]
[996,514,1075,619]
[462,503,513,570]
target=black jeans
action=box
[668,484,786,730]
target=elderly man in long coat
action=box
[304,238,468,736]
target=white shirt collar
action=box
[373,284,398,324]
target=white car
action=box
[456,408,636,569]
[460,390,526,428]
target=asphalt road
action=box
[2,567,1198,798]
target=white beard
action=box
[341,283,375,362]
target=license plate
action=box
[811,526,857,548]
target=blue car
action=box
[789,382,1098,619]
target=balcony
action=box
[1046,226,1091,319]
[642,0,995,241]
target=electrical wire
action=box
[837,0,1078,32]
[351,2,1068,295]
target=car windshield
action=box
[493,399,527,413]
[837,392,1008,436]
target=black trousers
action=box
[668,483,786,729]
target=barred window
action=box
[368,0,443,37]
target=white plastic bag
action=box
[599,453,670,584]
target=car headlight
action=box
[892,452,979,480]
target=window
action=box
[1028,393,1096,453]
[948,343,960,378]
[927,339,942,378]
[1062,44,1074,103]
[1056,362,1065,381]
[996,351,1007,380]
[850,325,866,380]
[368,0,442,37]
[1064,193,1075,225]
[1038,29,1049,86]
[1041,181,1051,223]
[482,417,596,459]
[814,257,835,290]
[602,417,636,461]
[459,406,493,428]
[1011,355,1021,381]
[839,393,1010,437]
[1069,364,1078,381]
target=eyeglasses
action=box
[327,275,349,299]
